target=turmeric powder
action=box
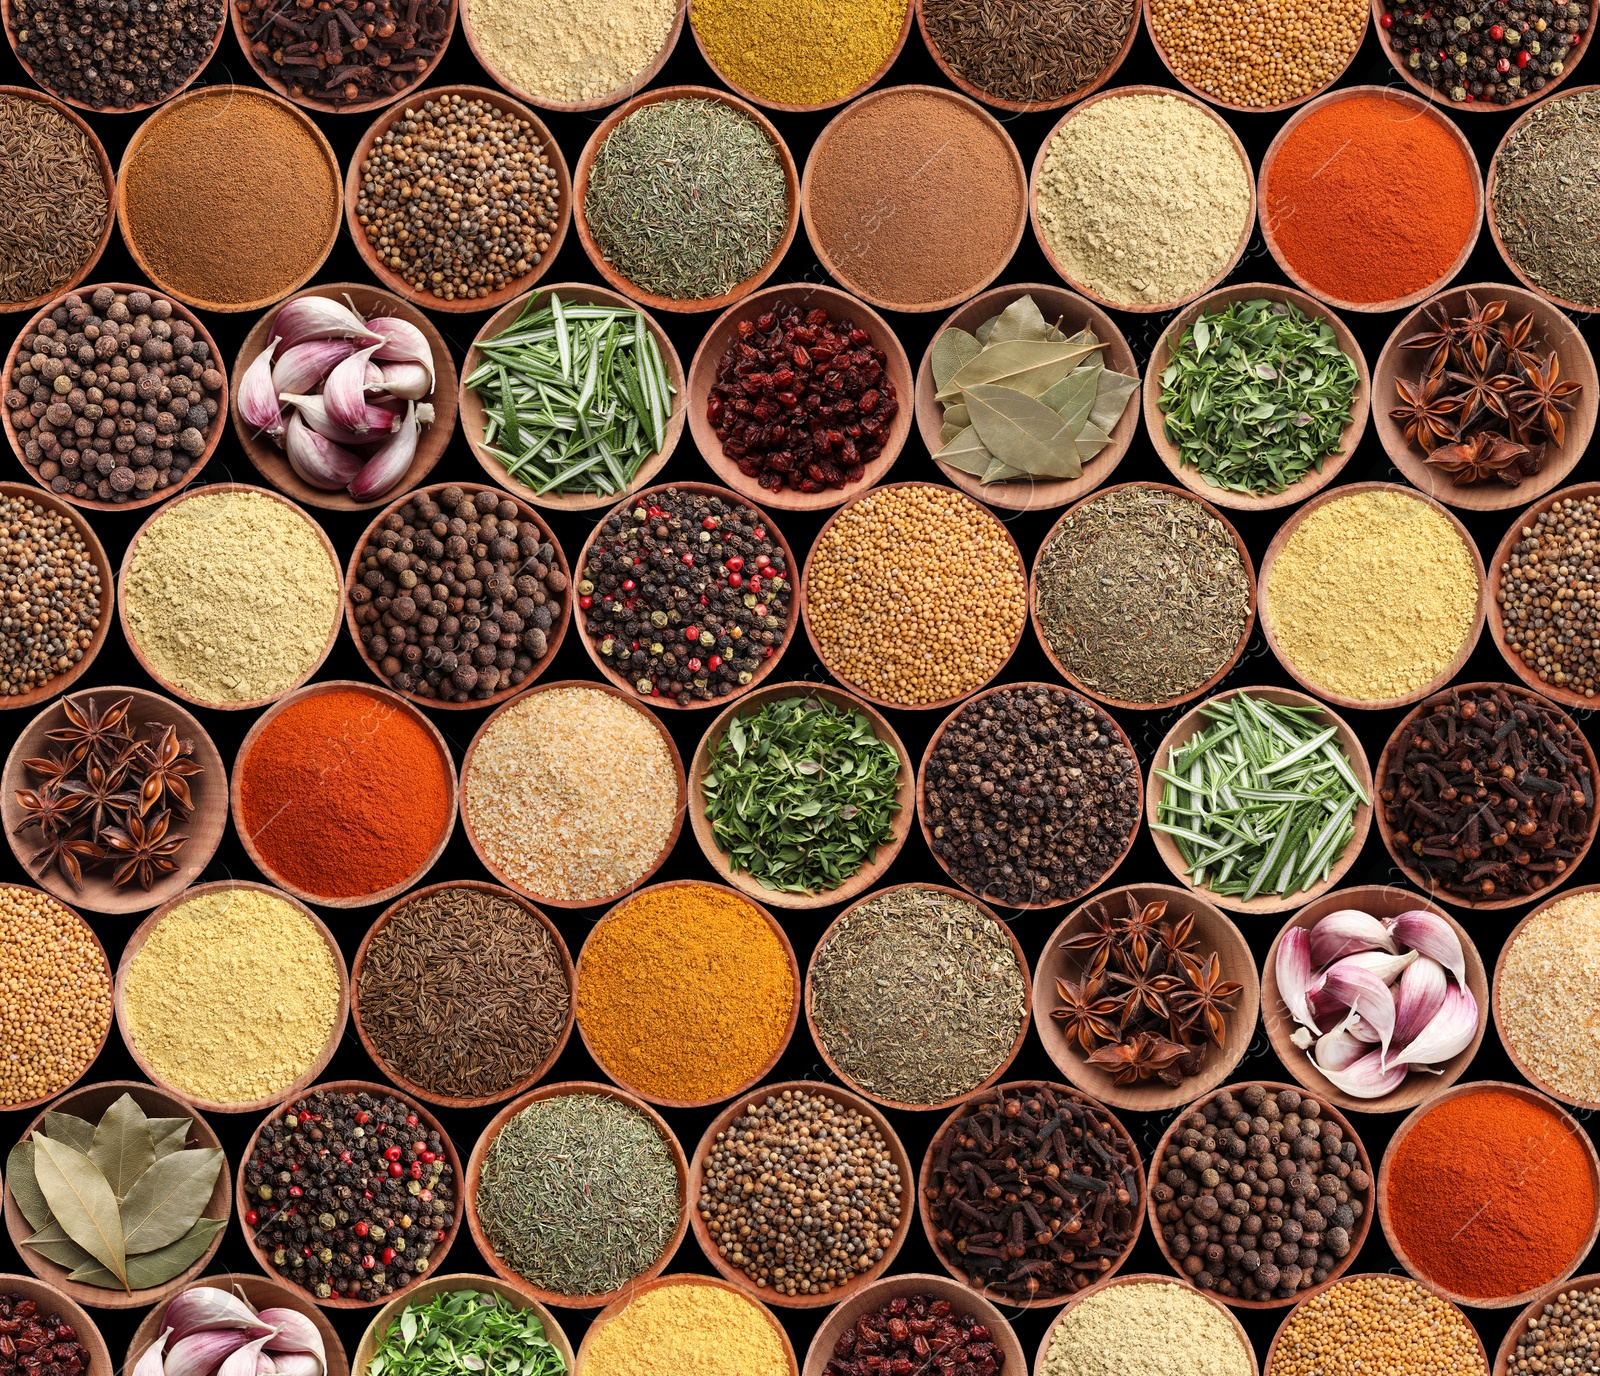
[580,1280,789,1376]
[691,0,906,106]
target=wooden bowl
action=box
[466,1080,688,1310]
[1147,1080,1375,1310]
[574,879,799,1109]
[1142,284,1370,512]
[118,483,342,710]
[0,885,110,1112]
[0,483,113,710]
[917,681,1141,909]
[687,682,915,910]
[1265,1273,1489,1373]
[458,282,686,512]
[343,481,571,710]
[231,283,459,511]
[914,283,1140,514]
[231,680,456,910]
[574,85,798,314]
[687,283,913,512]
[129,1274,349,1376]
[1029,482,1256,710]
[1372,681,1600,910]
[351,880,575,1111]
[459,678,686,909]
[1263,886,1489,1115]
[686,1080,914,1307]
[805,884,1031,1113]
[1030,86,1255,315]
[352,1273,572,1376]
[918,1080,1143,1308]
[115,880,350,1115]
[1034,884,1259,1113]
[1259,86,1483,315]
[1034,1273,1258,1376]
[345,86,572,315]
[3,284,229,511]
[3,1080,230,1309]
[1377,1080,1600,1308]
[239,1080,465,1310]
[1494,1271,1600,1375]
[572,481,800,708]
[575,1274,795,1373]
[0,1274,113,1376]
[804,1272,1027,1375]
[1257,482,1487,711]
[0,88,114,311]
[1146,685,1372,916]
[804,85,1026,315]
[1,685,228,915]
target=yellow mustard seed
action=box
[1150,0,1366,107]
[1270,1275,1486,1376]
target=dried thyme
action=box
[0,94,109,306]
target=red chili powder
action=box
[1264,93,1478,305]
[238,688,452,900]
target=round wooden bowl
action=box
[0,483,113,710]
[118,483,342,710]
[1147,1080,1375,1310]
[351,880,575,1111]
[343,481,571,711]
[687,682,915,910]
[1,685,228,915]
[117,91,339,313]
[1494,1271,1600,1375]
[0,885,110,1113]
[1374,283,1598,512]
[1377,1080,1600,1308]
[0,88,114,312]
[574,85,798,313]
[1146,685,1372,916]
[686,1079,914,1307]
[805,884,1031,1113]
[0,1274,113,1376]
[1034,1272,1259,1376]
[804,85,1026,315]
[1142,283,1370,512]
[917,681,1141,909]
[572,481,800,708]
[466,1080,688,1310]
[1263,885,1489,1115]
[2,284,229,511]
[1030,86,1255,316]
[458,282,686,512]
[1265,1272,1490,1373]
[231,283,459,511]
[1257,482,1487,711]
[345,86,572,315]
[1029,482,1256,710]
[804,1272,1027,1376]
[573,879,798,1108]
[459,678,687,909]
[686,283,912,512]
[352,1272,572,1376]
[231,680,455,910]
[115,880,350,1115]
[1373,680,1600,910]
[3,1080,230,1309]
[914,282,1140,513]
[1034,883,1259,1114]
[918,1080,1143,1309]
[1259,86,1483,315]
[575,1273,796,1374]
[129,1274,349,1376]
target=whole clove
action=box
[924,1082,1140,1302]
[234,0,451,108]
[1380,684,1594,901]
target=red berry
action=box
[747,577,761,593]
[1380,11,1393,23]
[409,1162,424,1179]
[405,1115,418,1127]
[726,556,744,572]
[414,1141,428,1154]
[420,1189,433,1202]
[362,1255,375,1269]
[1490,22,1503,36]
[754,527,766,540]
[389,1162,403,1177]
[289,1185,303,1198]
[384,1146,402,1162]
[355,1111,370,1125]
[754,604,768,617]
[702,516,718,530]
[622,579,636,592]
[246,1210,259,1226]
[763,646,774,657]
[755,554,770,569]
[355,1221,370,1236]
[650,685,661,696]
[421,1150,436,1163]
[580,594,593,609]
[688,658,702,672]
[340,1151,352,1163]
[436,1229,446,1242]
[1498,55,1511,69]
[681,553,694,565]
[1517,49,1529,64]
[364,1189,374,1200]
[303,1246,313,1256]
[728,572,742,587]
[709,655,722,670]
[381,1248,396,1265]
[298,1109,313,1123]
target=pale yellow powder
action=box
[466,0,677,103]
[1265,491,1478,701]
[1040,1280,1253,1376]
[1499,892,1600,1103]
[123,888,341,1105]
[581,1283,788,1376]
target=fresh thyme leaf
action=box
[369,1289,567,1376]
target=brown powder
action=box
[121,89,339,308]
[806,88,1023,310]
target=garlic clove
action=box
[131,1329,171,1376]
[285,412,364,490]
[1308,909,1398,966]
[237,340,285,447]
[165,1329,252,1376]
[372,362,433,401]
[1388,910,1468,988]
[163,1286,276,1343]
[365,315,434,390]
[324,344,384,434]
[1392,956,1449,1047]
[1276,927,1324,1036]
[281,394,400,446]
[1315,1046,1410,1099]
[348,400,418,502]
[218,1336,272,1376]
[1321,961,1396,1053]
[272,339,359,398]
[1324,948,1417,987]
[1383,984,1478,1071]
[1313,1026,1369,1072]
[270,296,381,352]
[257,1309,326,1374]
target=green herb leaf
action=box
[987,294,1051,343]
[938,339,1097,402]
[42,1112,96,1155]
[931,328,981,389]
[32,1134,127,1289]
[371,1289,567,1376]
[965,383,1083,479]
[6,1141,50,1231]
[24,1219,95,1270]
[146,1118,194,1160]
[90,1094,156,1199]
[68,1215,224,1291]
[118,1146,224,1255]
[1088,368,1139,433]
[934,425,993,475]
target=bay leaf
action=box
[1089,368,1140,432]
[119,1147,224,1256]
[975,315,998,345]
[1075,421,1115,462]
[43,1113,96,1156]
[91,1093,156,1199]
[25,1219,95,1271]
[939,340,1098,403]
[965,383,1082,480]
[147,1119,194,1161]
[67,1216,225,1291]
[942,402,970,430]
[6,1140,50,1231]
[32,1135,127,1288]
[934,425,994,476]
[940,422,963,443]
[982,455,1027,484]
[1044,366,1102,433]
[988,294,1050,343]
[930,328,981,390]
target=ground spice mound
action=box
[1499,890,1600,1103]
[465,0,676,103]
[1038,1279,1252,1376]
[123,886,340,1105]
[694,0,905,105]
[1271,1275,1485,1376]
[580,1282,789,1376]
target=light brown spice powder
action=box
[1499,890,1600,1103]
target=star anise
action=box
[1156,910,1204,982]
[1058,902,1120,979]
[12,784,85,836]
[1399,303,1456,378]
[136,726,203,816]
[1050,974,1121,1055]
[1105,946,1183,1031]
[1172,953,1245,1046]
[27,827,104,890]
[22,751,78,788]
[46,694,134,767]
[1391,374,1461,454]
[100,809,187,890]
[1425,432,1532,487]
[1498,312,1543,376]
[1513,351,1583,446]
[1444,345,1513,428]
[1453,292,1508,368]
[58,754,138,837]
[1114,896,1167,968]
[1087,1032,1192,1087]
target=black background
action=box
[2,6,1598,1372]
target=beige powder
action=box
[466,0,677,103]
[1499,891,1600,1103]
[1039,1280,1252,1376]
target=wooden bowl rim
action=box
[128,1273,349,1376]
[1493,1269,1600,1375]
[350,1272,573,1376]
[1263,1271,1490,1372]
[0,1272,114,1376]
[574,1272,796,1374]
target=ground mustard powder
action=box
[692,0,905,106]
[580,1283,789,1376]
